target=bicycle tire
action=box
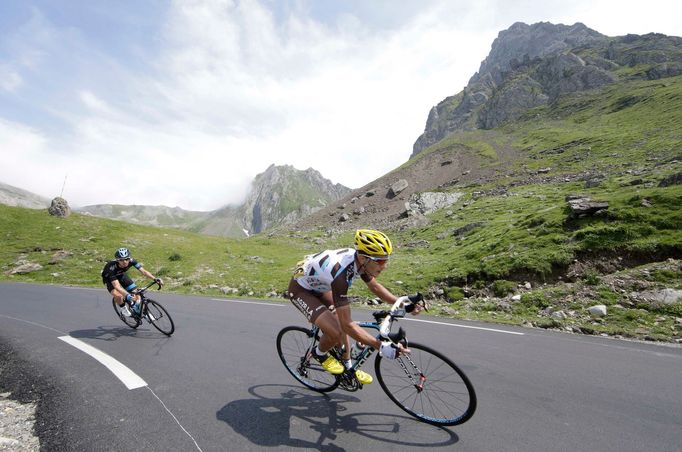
[276,326,339,393]
[144,299,175,336]
[375,342,476,426]
[112,299,140,329]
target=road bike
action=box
[276,295,477,426]
[112,280,175,336]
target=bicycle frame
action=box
[129,280,162,314]
[314,295,418,378]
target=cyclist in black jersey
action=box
[287,229,423,385]
[102,247,162,317]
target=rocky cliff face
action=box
[216,164,350,234]
[412,22,682,157]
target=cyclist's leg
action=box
[287,279,340,347]
[316,290,346,354]
[314,310,343,353]
[287,280,344,374]
[119,274,141,313]
[107,281,126,306]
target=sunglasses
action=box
[363,255,389,263]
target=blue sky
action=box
[1,0,680,210]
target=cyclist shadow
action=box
[216,384,458,450]
[69,325,169,342]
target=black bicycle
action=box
[276,295,477,426]
[112,280,175,336]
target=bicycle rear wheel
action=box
[276,326,339,393]
[112,299,140,329]
[375,342,476,426]
[144,299,175,336]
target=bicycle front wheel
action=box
[375,342,476,426]
[144,299,175,336]
[112,299,140,329]
[276,326,339,393]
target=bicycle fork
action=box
[396,354,427,392]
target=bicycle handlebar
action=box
[378,293,424,339]
[137,279,162,294]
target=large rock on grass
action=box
[48,197,71,217]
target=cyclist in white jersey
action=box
[287,229,423,385]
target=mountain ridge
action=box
[77,164,350,237]
[411,22,682,157]
[0,182,51,209]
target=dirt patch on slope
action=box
[289,132,521,233]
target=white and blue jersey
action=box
[293,248,364,295]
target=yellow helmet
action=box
[355,229,393,257]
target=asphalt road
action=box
[1,282,681,451]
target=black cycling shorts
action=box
[105,273,136,293]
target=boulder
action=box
[49,250,73,264]
[9,263,43,275]
[658,171,682,187]
[48,197,71,217]
[588,305,607,317]
[404,192,464,216]
[387,179,409,198]
[566,195,608,217]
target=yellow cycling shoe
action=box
[319,355,345,375]
[355,369,373,385]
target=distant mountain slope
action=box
[79,164,350,237]
[78,204,209,228]
[0,182,50,209]
[412,22,682,157]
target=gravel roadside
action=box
[0,338,68,451]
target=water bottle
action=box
[350,342,366,360]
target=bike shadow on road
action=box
[216,384,458,450]
[68,325,170,342]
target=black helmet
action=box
[114,247,131,260]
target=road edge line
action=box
[58,336,147,390]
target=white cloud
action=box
[1,0,680,210]
[0,64,23,92]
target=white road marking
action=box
[0,315,64,334]
[211,298,285,307]
[148,387,203,451]
[404,317,525,335]
[58,336,147,390]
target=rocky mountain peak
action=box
[243,164,350,233]
[470,21,606,86]
[411,22,682,158]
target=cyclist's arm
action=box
[330,272,382,349]
[336,304,382,349]
[364,276,397,304]
[137,266,156,280]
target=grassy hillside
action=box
[0,206,301,295]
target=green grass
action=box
[0,206,305,296]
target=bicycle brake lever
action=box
[387,326,406,344]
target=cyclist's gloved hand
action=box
[405,293,427,315]
[379,341,400,359]
[154,277,164,286]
